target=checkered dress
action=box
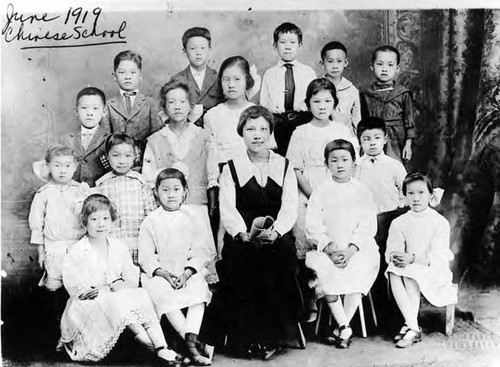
[96,171,157,264]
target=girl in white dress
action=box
[60,194,179,365]
[204,56,257,168]
[305,139,379,348]
[139,168,212,366]
[385,172,457,348]
[287,78,359,258]
[143,81,217,283]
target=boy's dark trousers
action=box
[273,111,312,157]
[372,207,408,333]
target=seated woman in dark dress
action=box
[200,105,303,360]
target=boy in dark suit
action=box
[168,27,223,127]
[64,87,110,187]
[102,50,164,168]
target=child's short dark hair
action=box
[218,56,255,94]
[105,133,136,155]
[155,168,188,190]
[182,27,212,49]
[402,172,433,195]
[237,105,274,137]
[320,41,348,60]
[372,45,400,65]
[324,139,356,163]
[273,22,303,45]
[76,87,106,106]
[80,193,118,227]
[113,50,142,71]
[159,80,192,113]
[357,116,387,140]
[45,144,80,163]
[305,78,339,110]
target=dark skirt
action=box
[201,232,303,349]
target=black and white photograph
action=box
[1,1,500,366]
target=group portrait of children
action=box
[26,18,458,366]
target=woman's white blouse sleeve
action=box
[219,164,247,237]
[274,162,298,236]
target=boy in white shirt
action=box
[260,22,316,156]
[355,116,408,332]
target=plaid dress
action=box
[96,171,157,264]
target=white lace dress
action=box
[59,237,159,361]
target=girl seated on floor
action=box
[59,194,179,366]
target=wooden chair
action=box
[314,291,378,338]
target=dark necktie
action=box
[284,63,295,111]
[123,91,137,113]
[370,157,376,163]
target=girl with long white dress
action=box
[59,194,179,365]
[385,172,457,348]
[139,168,212,366]
[305,139,379,349]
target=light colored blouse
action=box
[204,101,255,165]
[306,178,378,252]
[62,236,139,298]
[28,180,90,244]
[142,124,219,204]
[386,208,453,267]
[219,151,298,237]
[138,206,211,277]
[355,152,407,213]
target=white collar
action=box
[159,123,199,140]
[81,125,99,136]
[189,66,206,77]
[361,152,385,162]
[231,151,286,187]
[278,59,298,67]
[119,88,139,97]
[96,169,147,186]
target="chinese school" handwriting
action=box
[2,3,127,49]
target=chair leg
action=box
[445,304,455,336]
[297,322,306,349]
[358,297,367,338]
[368,292,378,328]
[314,299,323,336]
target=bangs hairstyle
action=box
[182,27,212,48]
[105,133,136,155]
[45,144,80,163]
[320,41,348,60]
[80,194,118,227]
[159,80,192,113]
[372,45,400,65]
[218,56,255,93]
[402,172,433,195]
[113,50,142,71]
[76,87,106,106]
[324,139,356,163]
[273,22,303,45]
[237,105,274,137]
[357,116,387,140]
[155,168,188,189]
[305,78,339,109]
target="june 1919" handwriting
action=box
[2,3,127,49]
